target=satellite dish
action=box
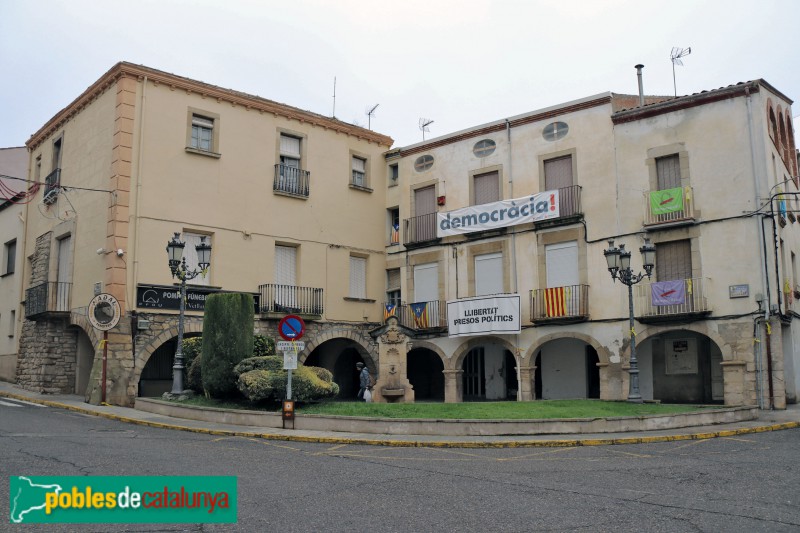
[365,104,379,130]
[419,117,434,141]
[670,47,692,96]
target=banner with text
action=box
[437,190,559,237]
[447,294,521,338]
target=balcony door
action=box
[655,239,693,312]
[544,155,574,217]
[475,252,503,296]
[56,236,72,312]
[413,185,436,242]
[545,241,579,316]
[413,262,439,326]
[275,245,297,309]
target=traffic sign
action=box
[283,351,298,370]
[278,315,305,341]
[276,341,305,352]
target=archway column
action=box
[442,369,463,403]
[518,365,535,401]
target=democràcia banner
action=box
[437,190,560,237]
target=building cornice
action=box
[26,62,394,150]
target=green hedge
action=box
[201,293,255,398]
[235,356,339,403]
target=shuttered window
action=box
[475,252,503,296]
[473,171,500,205]
[352,156,366,186]
[349,256,367,299]
[414,262,438,302]
[183,233,211,286]
[544,155,573,190]
[386,268,401,304]
[275,246,297,286]
[545,241,579,288]
[414,185,436,216]
[280,135,301,158]
[656,239,692,281]
[656,154,681,190]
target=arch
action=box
[303,335,375,400]
[300,327,377,368]
[786,110,798,177]
[450,335,517,371]
[621,323,732,363]
[131,318,204,387]
[767,102,778,144]
[404,339,447,367]
[521,330,610,367]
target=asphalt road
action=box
[2,397,800,532]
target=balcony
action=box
[259,283,323,319]
[384,300,447,331]
[43,168,61,205]
[25,282,71,318]
[634,277,710,324]
[534,185,583,229]
[644,186,695,227]
[530,284,589,323]
[403,213,439,247]
[273,164,310,198]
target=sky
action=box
[1,0,799,153]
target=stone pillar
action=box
[371,318,414,403]
[518,365,535,401]
[721,361,747,406]
[86,317,135,406]
[443,369,463,403]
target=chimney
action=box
[635,64,645,107]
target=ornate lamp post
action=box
[603,238,656,403]
[166,232,211,395]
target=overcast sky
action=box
[1,0,799,153]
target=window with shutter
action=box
[473,171,500,205]
[349,256,367,299]
[351,156,367,187]
[656,154,681,190]
[386,268,401,304]
[183,233,211,286]
[275,246,297,287]
[544,155,573,190]
[655,240,692,281]
[474,252,503,296]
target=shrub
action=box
[182,337,203,368]
[253,335,276,357]
[236,359,339,403]
[201,293,255,399]
[187,355,204,393]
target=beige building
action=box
[13,63,800,409]
[0,147,28,381]
[384,80,799,407]
[16,62,392,405]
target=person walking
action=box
[356,362,372,401]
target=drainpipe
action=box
[746,85,774,408]
[506,118,522,401]
[131,76,147,314]
[635,65,645,107]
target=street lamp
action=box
[603,237,655,403]
[166,232,211,395]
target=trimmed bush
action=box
[187,355,203,393]
[235,356,339,403]
[201,293,255,399]
[253,335,276,357]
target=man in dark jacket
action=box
[356,362,371,401]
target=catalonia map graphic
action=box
[9,476,63,523]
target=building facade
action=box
[16,63,392,405]
[0,147,28,381]
[384,81,799,407]
[12,63,800,409]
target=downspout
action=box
[507,118,522,401]
[746,85,773,408]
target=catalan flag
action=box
[410,302,429,328]
[544,287,567,317]
[390,223,400,244]
[384,303,397,321]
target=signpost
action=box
[88,294,121,404]
[277,315,305,429]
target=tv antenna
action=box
[332,76,337,118]
[670,47,691,97]
[419,117,434,141]
[365,103,379,130]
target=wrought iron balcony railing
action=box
[403,213,438,245]
[273,164,310,197]
[259,283,323,316]
[634,277,710,319]
[383,299,447,330]
[530,284,589,322]
[644,186,695,226]
[25,282,72,318]
[43,168,61,205]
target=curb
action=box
[3,390,799,448]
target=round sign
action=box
[278,314,305,341]
[88,293,121,331]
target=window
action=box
[52,136,63,170]
[280,134,301,169]
[474,252,503,296]
[544,155,573,190]
[473,139,496,157]
[656,240,692,282]
[8,310,14,337]
[411,186,437,243]
[34,155,41,181]
[389,164,399,185]
[55,236,72,312]
[546,241,579,288]
[182,232,212,286]
[3,239,16,275]
[186,109,220,157]
[276,134,308,196]
[543,122,569,141]
[656,154,681,190]
[349,256,367,299]
[414,155,434,172]
[473,171,499,205]
[190,115,214,152]
[351,156,367,187]
[388,208,400,245]
[275,245,298,309]
[386,268,401,305]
